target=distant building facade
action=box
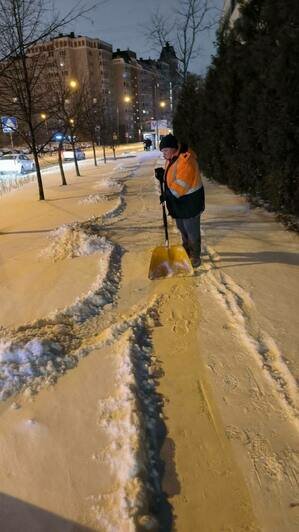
[112,49,143,142]
[29,32,115,134]
[0,31,181,146]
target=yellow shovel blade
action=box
[148,245,194,280]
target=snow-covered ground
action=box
[0,149,139,197]
[0,149,298,531]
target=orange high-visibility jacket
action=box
[165,149,202,198]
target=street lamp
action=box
[40,113,50,149]
[69,79,78,90]
[154,100,167,149]
[123,95,131,143]
[116,95,131,143]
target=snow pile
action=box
[93,342,144,531]
[91,318,161,531]
[42,223,112,262]
[95,177,122,192]
[101,195,126,222]
[56,244,122,323]
[0,172,36,196]
[79,193,106,204]
[0,338,75,401]
[115,164,140,177]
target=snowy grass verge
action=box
[0,221,122,399]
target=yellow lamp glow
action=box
[69,80,78,89]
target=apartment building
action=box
[112,49,143,142]
[138,58,172,137]
[159,42,181,111]
[0,30,180,146]
[29,33,114,123]
[112,42,180,142]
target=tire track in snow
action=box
[203,245,299,426]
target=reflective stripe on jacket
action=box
[165,149,202,198]
[164,148,205,219]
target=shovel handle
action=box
[159,179,169,246]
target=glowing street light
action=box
[69,80,78,90]
[69,118,75,126]
[160,101,166,108]
[40,113,47,120]
[123,96,132,142]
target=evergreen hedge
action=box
[174,0,299,218]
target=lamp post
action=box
[40,112,48,135]
[115,95,131,143]
[116,104,120,141]
[123,95,131,143]
[155,100,166,150]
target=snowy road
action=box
[0,151,298,531]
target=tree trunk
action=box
[92,140,97,166]
[58,142,67,185]
[31,144,44,200]
[71,138,80,176]
[112,142,116,160]
[102,145,106,164]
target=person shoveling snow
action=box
[149,134,205,280]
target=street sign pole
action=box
[1,117,17,150]
[9,132,14,150]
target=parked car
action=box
[80,142,92,149]
[20,147,31,154]
[0,153,35,174]
[63,147,86,161]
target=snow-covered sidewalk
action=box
[0,150,298,531]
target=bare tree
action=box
[145,9,175,51]
[0,0,94,66]
[0,0,94,200]
[52,78,88,177]
[81,95,115,165]
[145,0,219,81]
[80,93,103,166]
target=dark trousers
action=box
[175,214,201,259]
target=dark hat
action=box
[159,134,178,150]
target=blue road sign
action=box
[1,116,18,134]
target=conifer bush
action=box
[174,0,299,219]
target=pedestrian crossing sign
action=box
[1,116,18,134]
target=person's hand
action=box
[159,193,166,204]
[155,167,164,183]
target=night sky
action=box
[54,0,224,74]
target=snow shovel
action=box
[148,178,194,280]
